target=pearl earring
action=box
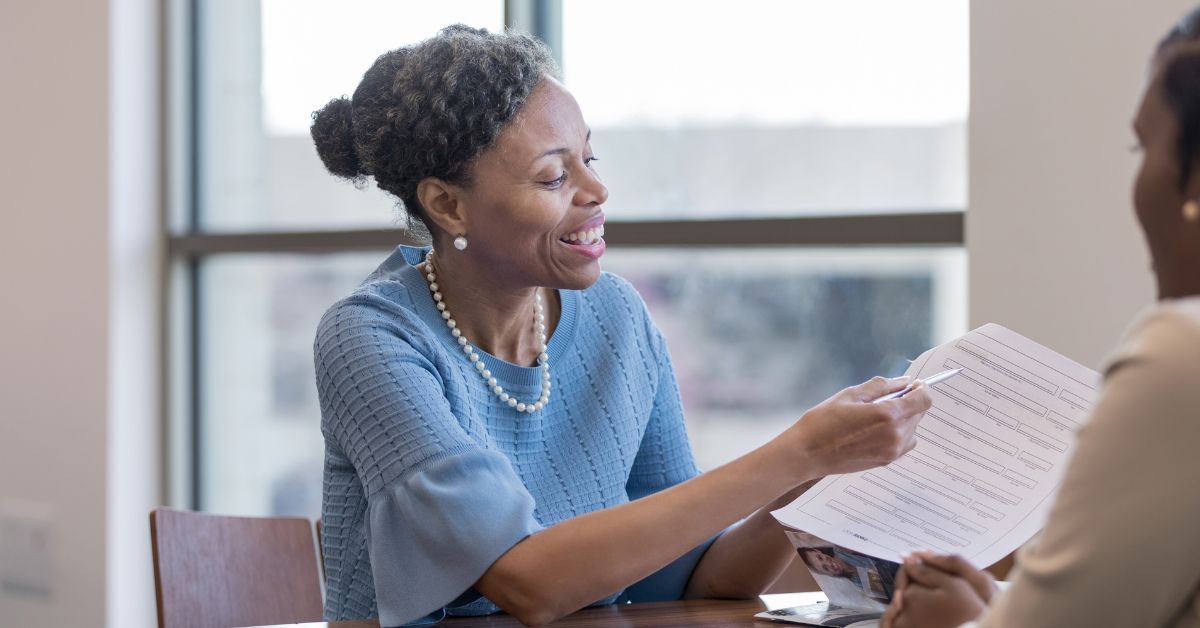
[453,235,468,250]
[1185,200,1200,223]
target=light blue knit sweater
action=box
[315,246,713,626]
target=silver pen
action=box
[873,367,963,403]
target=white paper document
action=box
[772,324,1101,567]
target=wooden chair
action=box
[149,508,324,628]
[315,519,325,577]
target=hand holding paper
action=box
[781,376,932,480]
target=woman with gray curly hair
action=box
[310,24,931,626]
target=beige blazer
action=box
[969,298,1200,627]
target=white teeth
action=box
[561,224,605,245]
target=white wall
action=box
[969,0,1194,367]
[108,0,162,626]
[0,1,160,627]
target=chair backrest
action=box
[149,508,324,628]
[315,519,325,577]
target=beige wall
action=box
[0,1,112,625]
[968,0,1194,367]
[0,1,160,627]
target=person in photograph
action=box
[309,24,933,627]
[798,546,891,600]
[882,7,1200,628]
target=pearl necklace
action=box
[422,250,551,413]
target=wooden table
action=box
[240,592,827,627]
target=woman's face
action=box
[1132,60,1187,271]
[453,77,608,291]
[803,549,850,577]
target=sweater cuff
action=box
[365,449,543,626]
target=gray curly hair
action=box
[310,24,560,234]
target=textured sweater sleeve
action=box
[315,294,542,626]
[620,311,715,602]
[625,322,702,500]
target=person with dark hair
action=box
[310,25,933,626]
[881,8,1200,628]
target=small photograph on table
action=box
[787,530,900,612]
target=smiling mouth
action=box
[559,224,605,245]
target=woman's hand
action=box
[882,553,997,628]
[777,376,932,483]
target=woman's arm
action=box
[679,481,816,600]
[889,313,1200,628]
[475,377,931,625]
[965,351,1200,628]
[683,377,933,600]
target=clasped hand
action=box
[882,552,999,628]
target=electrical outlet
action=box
[0,501,54,597]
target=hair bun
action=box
[311,97,362,179]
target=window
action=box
[196,254,381,515]
[603,248,965,468]
[197,0,505,231]
[172,0,967,517]
[562,0,968,220]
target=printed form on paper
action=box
[772,324,1101,568]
